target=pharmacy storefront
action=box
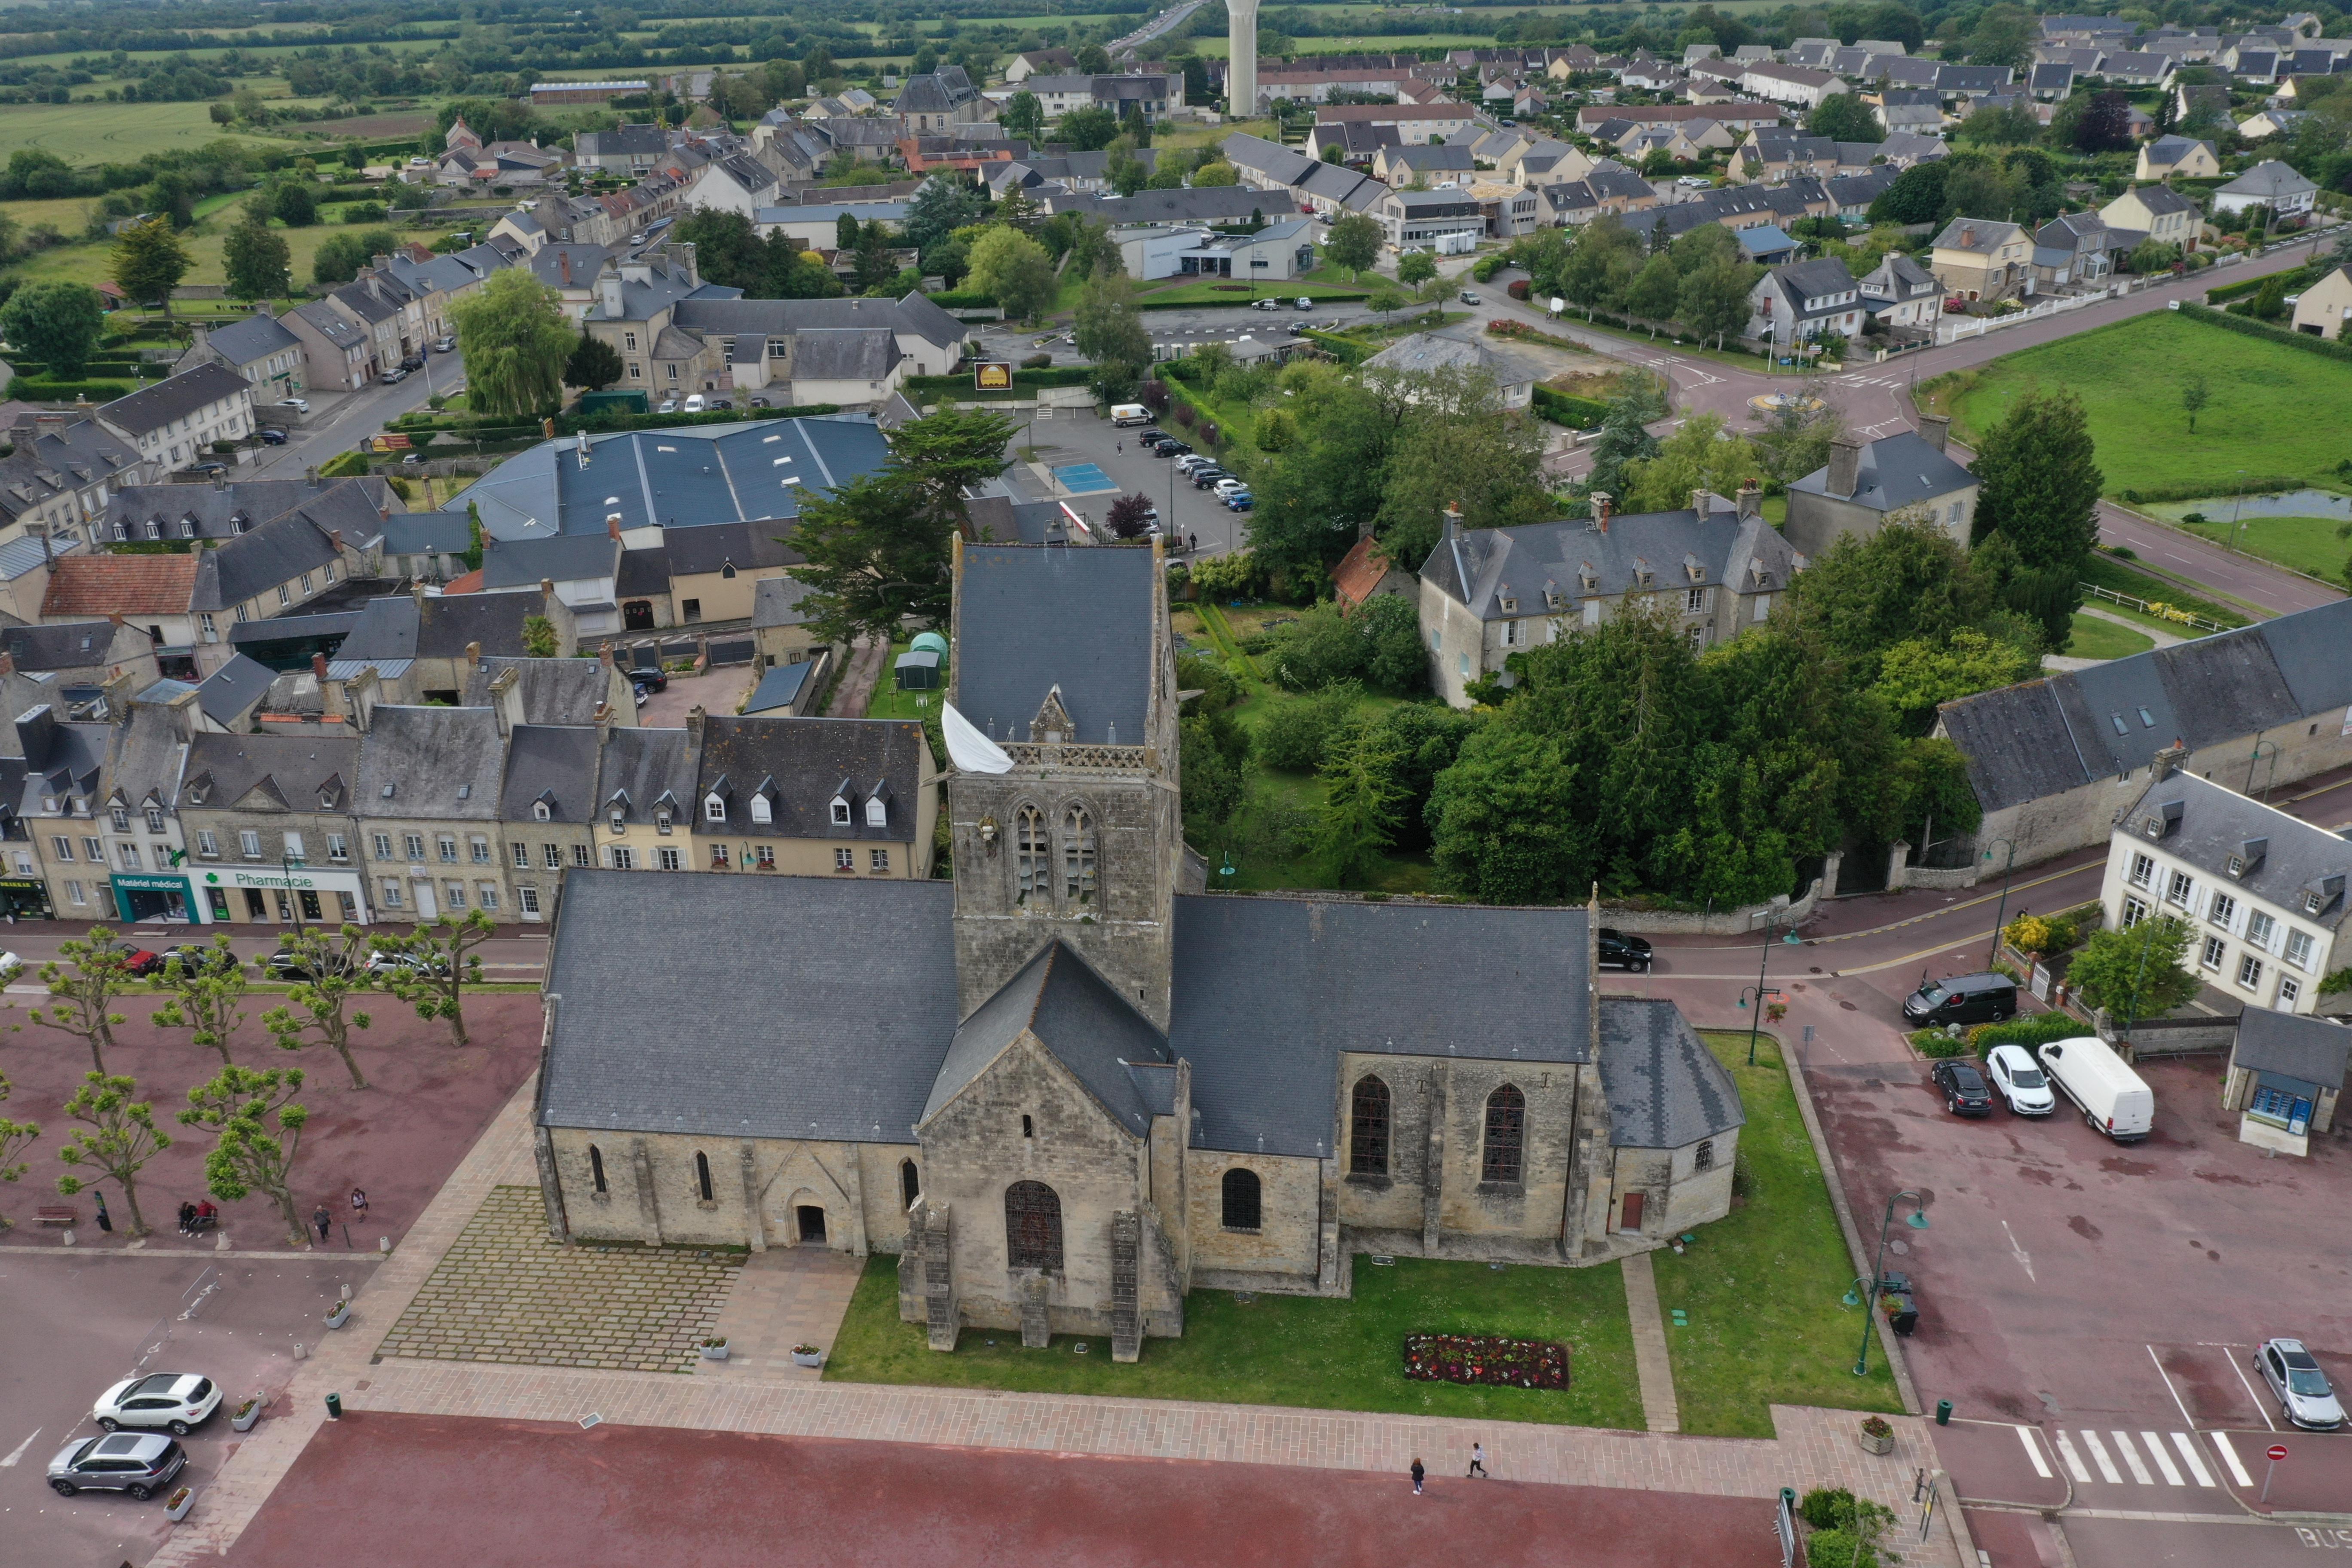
[111,871,211,925]
[196,865,372,925]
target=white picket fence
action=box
[1933,285,2129,345]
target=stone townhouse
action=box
[2103,772,2352,1016]
[530,541,1744,1357]
[329,588,579,706]
[97,365,257,476]
[353,703,512,925]
[175,306,308,402]
[381,242,517,345]
[1418,493,1804,708]
[104,472,401,556]
[189,506,372,673]
[11,701,115,921]
[284,300,374,392]
[497,719,605,924]
[686,711,938,880]
[0,622,162,725]
[1934,597,2352,870]
[97,686,200,924]
[1929,217,2037,303]
[0,410,147,551]
[325,267,426,377]
[462,652,637,728]
[1783,424,1977,557]
[176,728,367,925]
[592,722,700,874]
[2099,184,2202,251]
[39,555,205,680]
[573,123,672,176]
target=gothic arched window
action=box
[1004,1180,1063,1271]
[1482,1085,1525,1184]
[1350,1075,1391,1177]
[1062,804,1096,904]
[1014,805,1047,906]
[1222,1167,1262,1231]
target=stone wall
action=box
[1602,880,1823,937]
[543,1126,916,1253]
[1184,1149,1321,1285]
[1606,1130,1737,1240]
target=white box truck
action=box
[1109,403,1150,426]
[2035,1036,2154,1143]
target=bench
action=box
[36,1206,77,1227]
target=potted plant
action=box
[165,1484,196,1522]
[230,1397,262,1433]
[323,1299,352,1330]
[698,1336,729,1362]
[790,1343,823,1369]
[1859,1415,1896,1456]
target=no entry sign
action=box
[2269,1444,2289,1462]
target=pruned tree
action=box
[23,929,135,1074]
[55,1072,169,1237]
[2180,373,2210,433]
[379,909,498,1046]
[0,1071,40,1189]
[181,1065,310,1247]
[260,925,378,1090]
[147,934,249,1066]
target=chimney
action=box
[1442,501,1464,541]
[189,323,210,357]
[15,704,56,764]
[594,700,614,742]
[489,665,523,737]
[1736,481,1761,521]
[1690,487,1709,518]
[1825,434,1862,499]
[686,704,707,743]
[1592,491,1612,533]
[410,579,429,609]
[305,465,321,487]
[255,300,275,320]
[211,469,227,492]
[34,412,67,435]
[2151,739,2187,782]
[101,665,135,721]
[465,640,483,673]
[1919,413,1950,453]
[607,513,622,541]
[598,646,615,673]
[560,249,573,287]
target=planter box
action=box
[323,1304,351,1330]
[790,1350,823,1369]
[698,1343,729,1361]
[165,1486,196,1522]
[1859,1429,1896,1456]
[231,1401,262,1433]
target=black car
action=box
[257,428,288,445]
[1931,1059,1996,1117]
[1191,468,1230,489]
[1596,928,1653,972]
[628,668,668,693]
[1152,438,1192,456]
[1902,971,2018,1027]
[1136,428,1168,445]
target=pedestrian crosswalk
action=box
[2017,1426,2246,1489]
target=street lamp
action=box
[1980,836,2018,968]
[1743,905,1804,1066]
[2230,468,2251,554]
[1853,1190,1929,1378]
[2246,737,2280,799]
[282,851,307,935]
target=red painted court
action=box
[224,1412,1785,1568]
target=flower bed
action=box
[1402,1333,1569,1389]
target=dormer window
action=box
[703,794,726,822]
[609,806,627,833]
[831,797,851,826]
[109,806,128,832]
[655,808,672,835]
[534,801,552,822]
[2226,855,2244,876]
[750,795,772,824]
[2308,892,2325,915]
[866,796,888,828]
[1497,595,1517,614]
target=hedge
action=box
[1966,1011,2093,1052]
[1531,384,1609,429]
[320,449,370,478]
[1295,326,1372,364]
[2175,300,2352,364]
[925,290,998,309]
[8,380,132,401]
[2115,472,2303,505]
[2205,264,2320,305]
[5,360,154,378]
[906,365,1091,394]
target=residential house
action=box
[592,721,698,873]
[1575,101,1782,135]
[1314,102,1485,146]
[1372,189,1487,251]
[175,306,308,401]
[574,124,674,177]
[2029,62,2077,99]
[1745,257,1864,349]
[1219,134,1389,218]
[687,710,939,880]
[1734,129,1841,184]
[465,652,636,729]
[40,555,203,678]
[1929,217,2037,302]
[2289,264,2352,339]
[1856,252,1942,331]
[332,587,579,705]
[528,242,617,324]
[2102,772,2352,1015]
[102,472,399,557]
[0,622,162,721]
[1360,331,1539,408]
[1783,422,1976,557]
[893,67,992,133]
[284,300,374,392]
[190,653,278,733]
[2214,160,2319,218]
[2136,135,2221,179]
[1872,89,1944,134]
[96,365,256,476]
[175,729,367,925]
[2099,184,2201,250]
[1738,62,1847,108]
[2033,211,2122,288]
[750,576,826,670]
[12,701,115,920]
[0,410,146,550]
[1125,218,1317,283]
[1021,74,1177,125]
[665,520,802,626]
[325,266,429,376]
[496,714,604,924]
[2238,107,2312,140]
[1375,144,1475,188]
[1005,48,1078,83]
[97,686,200,923]
[187,505,372,672]
[380,242,515,345]
[353,703,513,924]
[1419,492,1802,707]
[682,153,785,218]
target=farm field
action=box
[2170,512,2351,583]
[0,99,303,163]
[1933,312,2352,499]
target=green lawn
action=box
[1138,279,1370,309]
[2169,514,2351,583]
[824,1250,1646,1430]
[2063,611,2157,661]
[1651,1033,1905,1438]
[864,637,943,723]
[0,100,300,164]
[1941,312,2352,498]
[2079,552,2252,630]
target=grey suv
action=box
[49,1432,186,1498]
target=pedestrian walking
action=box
[349,1187,369,1217]
[94,1191,112,1233]
[1187,531,1197,553]
[1410,1457,1425,1495]
[1468,1442,1488,1478]
[314,1206,333,1242]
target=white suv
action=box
[93,1373,221,1436]
[1213,477,1247,496]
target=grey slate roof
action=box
[2220,159,2319,197]
[201,312,303,368]
[744,661,816,714]
[789,328,900,385]
[1362,331,1540,385]
[1167,894,1596,1157]
[0,622,133,671]
[336,593,544,665]
[181,731,359,813]
[596,724,696,825]
[953,544,1154,747]
[498,723,601,823]
[194,654,278,726]
[1788,430,1977,514]
[108,477,401,548]
[464,656,615,727]
[379,510,476,557]
[965,494,1065,546]
[1598,998,1745,1148]
[922,940,1169,1136]
[693,716,924,839]
[1037,186,1305,224]
[481,531,619,591]
[1421,506,1801,620]
[2233,1007,2351,1089]
[2123,769,2352,919]
[98,364,251,438]
[751,574,818,628]
[665,520,797,577]
[539,870,955,1143]
[355,706,507,821]
[192,510,344,612]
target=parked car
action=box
[628,668,669,693]
[1136,428,1168,445]
[2255,1337,2346,1431]
[1213,477,1247,495]
[400,451,425,465]
[93,1373,220,1436]
[1223,490,1254,511]
[1153,438,1193,456]
[1676,175,1712,188]
[1459,289,1479,304]
[257,428,288,445]
[379,367,408,384]
[1253,298,1282,311]
[1596,928,1653,972]
[1931,1059,1995,1117]
[708,398,733,410]
[266,946,347,983]
[1983,1044,2055,1115]
[1295,297,1314,310]
[1901,971,2016,1028]
[399,354,425,372]
[132,945,211,979]
[278,398,310,414]
[1174,453,1213,474]
[657,398,681,413]
[683,394,706,413]
[0,951,21,978]
[1192,468,1230,489]
[48,1433,186,1500]
[2036,1035,2154,1142]
[117,948,161,977]
[184,462,228,478]
[431,336,456,353]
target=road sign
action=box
[2268,1444,2288,1462]
[973,361,1013,392]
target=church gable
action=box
[922,940,1167,1139]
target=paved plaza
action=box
[374,1186,742,1372]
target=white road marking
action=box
[2172,1431,2217,1488]
[2226,1348,2278,1431]
[2014,1424,2053,1478]
[2208,1430,2255,1488]
[2140,1432,2184,1486]
[2081,1429,2125,1484]
[2112,1430,2155,1485]
[2148,1344,2195,1427]
[2004,1221,2035,1282]
[2054,1429,2094,1482]
[0,1428,39,1467]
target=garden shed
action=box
[894,649,941,690]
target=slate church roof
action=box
[952,543,1155,746]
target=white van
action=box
[1109,403,1150,426]
[2035,1036,2154,1142]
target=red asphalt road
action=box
[222,1412,1785,1568]
[1487,230,2345,617]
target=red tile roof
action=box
[40,553,199,617]
[441,568,485,594]
[1332,534,1395,610]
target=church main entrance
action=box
[796,1205,827,1244]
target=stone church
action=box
[530,539,1744,1360]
